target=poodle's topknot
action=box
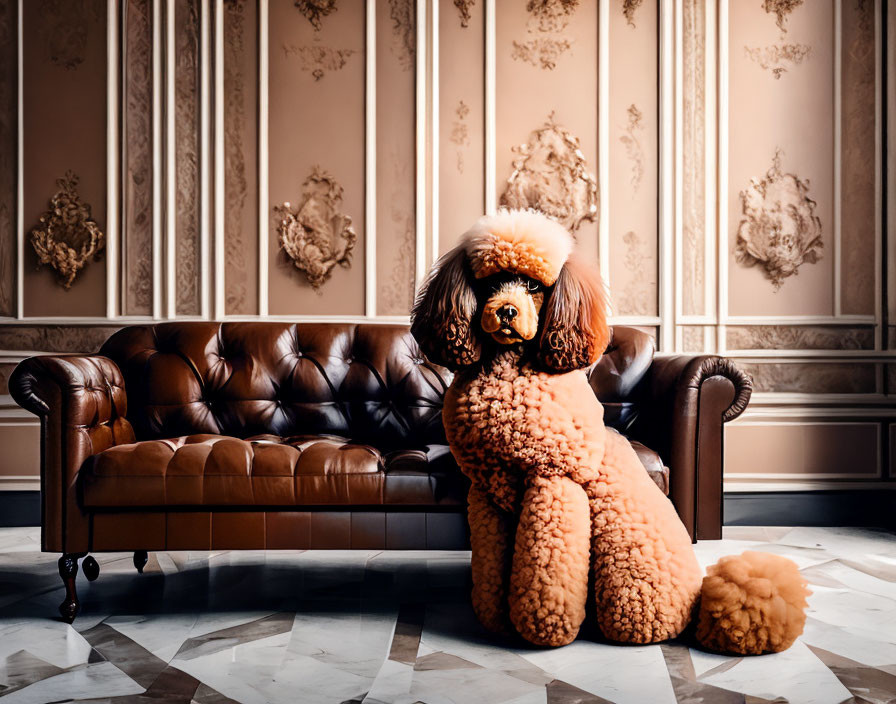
[463,209,574,286]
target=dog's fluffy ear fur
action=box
[537,253,610,373]
[411,245,481,370]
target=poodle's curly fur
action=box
[412,209,810,654]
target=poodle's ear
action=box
[537,253,611,373]
[411,245,481,370]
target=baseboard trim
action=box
[1,491,893,530]
[724,491,896,529]
[0,491,41,527]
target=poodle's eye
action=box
[526,280,541,293]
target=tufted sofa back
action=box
[99,322,656,449]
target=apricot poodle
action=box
[411,209,809,655]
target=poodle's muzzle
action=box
[480,276,545,345]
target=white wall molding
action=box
[257,0,269,317]
[165,0,176,319]
[414,0,428,286]
[658,0,675,353]
[365,0,376,316]
[597,0,609,281]
[199,0,211,320]
[213,0,224,320]
[106,0,120,320]
[484,0,496,216]
[152,0,162,319]
[725,479,896,493]
[14,0,22,321]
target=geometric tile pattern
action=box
[0,527,894,703]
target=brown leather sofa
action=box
[10,322,752,622]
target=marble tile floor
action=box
[0,526,894,704]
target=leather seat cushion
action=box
[81,431,669,508]
[81,434,467,508]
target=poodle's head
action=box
[411,209,610,373]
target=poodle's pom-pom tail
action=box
[695,551,811,655]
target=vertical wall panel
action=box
[223,0,258,315]
[174,0,202,315]
[495,0,599,258]
[608,0,658,316]
[839,0,876,315]
[123,0,154,316]
[681,0,705,317]
[0,0,19,316]
[375,0,416,316]
[438,0,484,255]
[0,0,15,317]
[267,0,365,315]
[23,0,107,317]
[727,0,834,316]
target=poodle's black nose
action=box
[497,304,518,322]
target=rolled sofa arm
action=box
[9,355,134,552]
[629,355,752,542]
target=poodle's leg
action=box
[509,475,591,647]
[467,485,516,634]
[586,431,702,645]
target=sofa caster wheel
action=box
[58,554,81,623]
[134,550,148,574]
[82,555,100,581]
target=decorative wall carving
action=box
[735,150,823,290]
[282,44,356,81]
[736,361,875,394]
[0,324,124,352]
[388,0,415,71]
[294,0,337,31]
[175,0,201,315]
[681,326,705,353]
[511,0,579,70]
[744,43,811,79]
[619,104,644,193]
[726,326,875,351]
[762,0,803,33]
[622,0,644,28]
[40,0,101,70]
[274,167,357,290]
[379,203,415,314]
[0,0,15,315]
[123,0,153,315]
[450,100,471,173]
[224,0,252,314]
[454,0,474,28]
[618,230,654,315]
[29,171,105,289]
[500,114,598,234]
[511,38,572,71]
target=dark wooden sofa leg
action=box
[58,553,83,623]
[134,550,148,574]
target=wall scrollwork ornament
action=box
[274,167,357,290]
[454,0,474,27]
[500,114,598,234]
[622,0,644,28]
[294,0,336,31]
[735,150,822,290]
[30,171,105,289]
[762,0,803,33]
